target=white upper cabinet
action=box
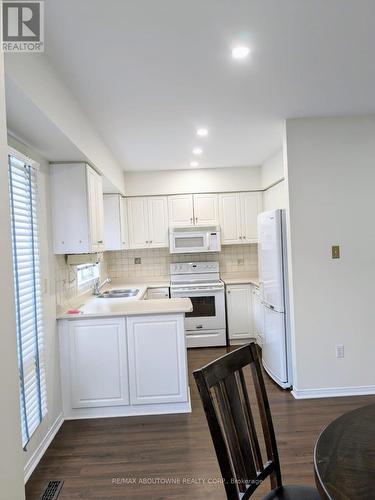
[147,197,169,247]
[240,192,262,243]
[103,194,128,251]
[219,192,262,245]
[218,193,242,244]
[127,198,149,249]
[168,194,194,226]
[51,163,105,254]
[193,193,218,226]
[168,193,218,227]
[128,196,168,249]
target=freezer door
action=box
[258,209,284,312]
[262,306,288,385]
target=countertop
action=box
[220,274,260,287]
[57,279,193,319]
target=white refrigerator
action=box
[258,209,292,389]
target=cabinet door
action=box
[87,166,105,252]
[148,197,169,247]
[146,287,170,299]
[218,193,242,244]
[241,192,262,243]
[119,197,129,249]
[127,315,188,404]
[193,193,218,226]
[226,285,254,340]
[252,287,264,345]
[127,197,149,249]
[69,318,129,408]
[103,195,128,251]
[168,194,194,226]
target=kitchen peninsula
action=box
[58,284,192,420]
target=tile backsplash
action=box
[55,244,258,307]
[106,244,258,280]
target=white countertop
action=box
[57,279,192,319]
[221,274,260,287]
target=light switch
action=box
[331,245,340,259]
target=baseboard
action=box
[24,413,64,483]
[292,385,375,400]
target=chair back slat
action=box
[194,343,282,499]
[237,369,263,472]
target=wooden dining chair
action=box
[193,343,320,500]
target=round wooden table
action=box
[314,403,375,499]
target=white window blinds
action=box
[8,152,47,448]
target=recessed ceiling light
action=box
[232,45,250,60]
[190,161,199,167]
[196,128,208,137]
[192,147,203,156]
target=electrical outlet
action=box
[332,245,340,259]
[335,344,344,359]
[237,258,244,266]
[134,257,141,264]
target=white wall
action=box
[263,180,287,211]
[124,166,261,196]
[261,149,284,189]
[261,149,287,211]
[5,54,126,194]
[285,116,375,396]
[0,55,25,500]
[8,136,63,481]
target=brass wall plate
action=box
[332,245,340,259]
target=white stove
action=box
[170,262,226,348]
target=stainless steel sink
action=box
[97,288,139,298]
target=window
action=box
[77,263,100,287]
[8,150,47,448]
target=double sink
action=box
[97,288,139,299]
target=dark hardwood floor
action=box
[26,347,374,499]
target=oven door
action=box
[170,231,209,253]
[171,288,225,331]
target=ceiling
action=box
[38,0,375,171]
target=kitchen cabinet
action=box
[127,196,168,249]
[219,192,262,245]
[252,286,264,346]
[145,287,170,299]
[127,314,188,404]
[58,311,190,418]
[103,194,128,251]
[51,163,105,254]
[68,318,129,408]
[226,284,254,343]
[168,194,194,226]
[168,194,218,227]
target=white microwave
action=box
[169,226,221,254]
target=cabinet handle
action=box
[190,217,193,224]
[227,290,231,294]
[97,240,103,244]
[149,240,152,244]
[146,240,149,244]
[239,236,242,240]
[195,217,198,223]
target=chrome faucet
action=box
[93,277,112,296]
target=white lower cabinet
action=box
[127,315,188,404]
[145,287,170,299]
[252,286,264,346]
[226,284,255,343]
[59,312,190,418]
[68,318,129,408]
